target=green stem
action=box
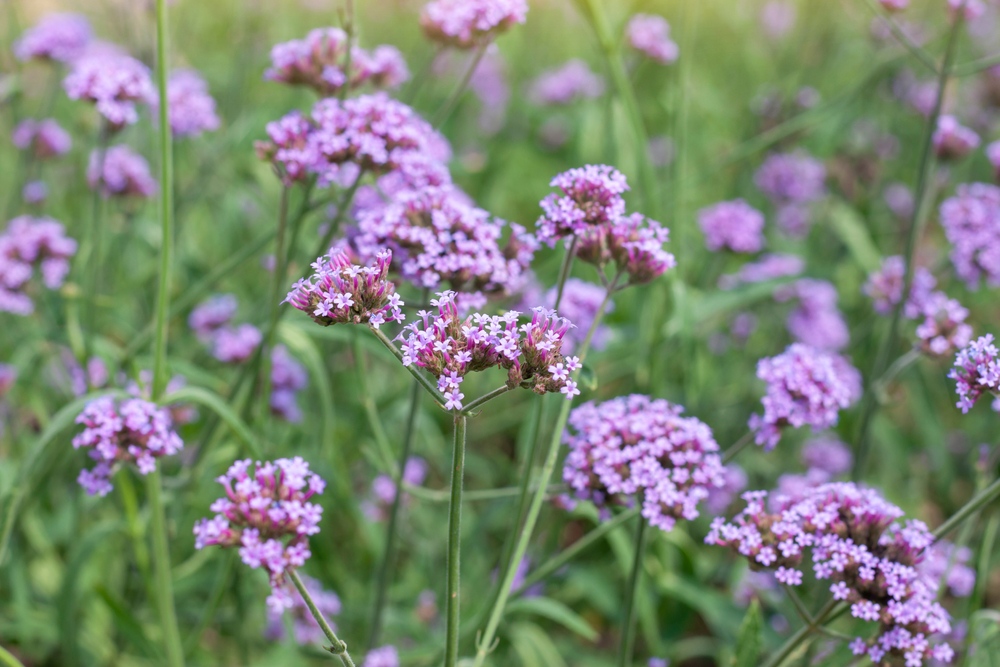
[405,482,562,504]
[80,123,108,367]
[353,332,396,473]
[289,569,357,666]
[760,599,840,667]
[312,174,364,261]
[0,645,27,667]
[722,432,753,464]
[338,0,355,102]
[367,326,446,404]
[184,552,235,656]
[616,513,648,667]
[461,385,513,414]
[444,414,468,667]
[933,477,1000,542]
[863,0,938,74]
[553,237,579,311]
[146,471,184,667]
[434,43,488,128]
[367,380,422,650]
[783,585,814,626]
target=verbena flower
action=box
[266,27,408,96]
[939,183,1000,289]
[718,253,804,289]
[161,69,220,138]
[775,279,850,351]
[255,111,318,184]
[0,216,77,315]
[914,291,972,357]
[212,324,263,364]
[919,542,975,598]
[88,145,157,198]
[517,277,613,353]
[64,54,156,129]
[706,483,954,666]
[749,343,862,450]
[286,249,405,328]
[949,334,999,413]
[363,646,400,667]
[420,0,528,49]
[697,199,765,254]
[264,574,341,644]
[562,394,725,532]
[705,464,748,514]
[862,256,936,317]
[193,457,326,613]
[755,151,826,204]
[947,0,986,21]
[528,60,605,106]
[801,435,853,476]
[72,397,184,496]
[884,182,915,220]
[23,181,48,205]
[933,115,980,160]
[189,294,239,341]
[626,14,679,64]
[362,457,428,521]
[12,119,72,159]
[14,13,91,62]
[397,291,581,410]
[270,344,308,423]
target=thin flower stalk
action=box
[289,569,357,667]
[434,43,489,128]
[616,514,648,667]
[444,413,468,667]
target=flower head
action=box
[529,60,605,106]
[64,54,156,129]
[933,115,980,160]
[914,291,972,357]
[420,0,528,49]
[14,13,91,62]
[160,69,220,138]
[939,183,1000,289]
[12,119,72,159]
[755,151,827,204]
[697,199,765,253]
[775,279,850,351]
[862,256,936,317]
[626,14,679,64]
[88,145,157,198]
[363,646,400,667]
[801,436,853,476]
[0,216,77,315]
[212,324,263,364]
[189,294,239,341]
[271,345,309,423]
[949,334,999,413]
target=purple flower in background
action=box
[264,574,341,644]
[933,115,980,160]
[704,464,748,514]
[516,278,613,353]
[189,294,239,341]
[64,54,156,129]
[88,145,157,198]
[718,253,804,289]
[949,334,999,413]
[12,119,72,159]
[755,152,826,204]
[0,216,77,316]
[537,165,628,246]
[775,279,850,351]
[362,457,429,521]
[14,13,91,62]
[760,1,796,39]
[529,60,605,106]
[562,395,725,532]
[947,0,986,21]
[986,141,1000,181]
[697,200,765,253]
[749,344,862,450]
[271,345,308,423]
[862,256,936,317]
[801,436,853,476]
[286,249,405,329]
[884,182,915,219]
[193,457,325,613]
[420,0,528,49]
[22,181,48,205]
[212,324,262,364]
[0,364,17,398]
[879,0,909,10]
[915,291,973,357]
[363,646,400,667]
[707,483,955,665]
[919,542,976,598]
[73,397,184,496]
[160,69,220,138]
[939,183,1000,289]
[626,14,679,64]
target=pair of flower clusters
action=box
[72,397,184,496]
[748,343,862,450]
[420,0,528,49]
[266,27,408,96]
[706,483,954,666]
[561,395,725,533]
[0,216,77,315]
[286,249,405,329]
[193,458,325,613]
[397,291,581,410]
[538,165,676,286]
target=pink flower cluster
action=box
[420,0,528,49]
[949,334,999,413]
[626,14,679,65]
[748,343,862,450]
[14,13,91,62]
[397,291,582,410]
[706,483,954,666]
[266,27,409,96]
[264,574,341,645]
[914,291,972,357]
[189,293,239,341]
[939,183,1000,289]
[529,60,605,106]
[162,69,220,138]
[88,145,157,198]
[286,249,405,329]
[0,216,77,315]
[932,116,980,161]
[193,457,326,613]
[697,199,765,254]
[775,279,850,351]
[64,54,156,129]
[72,397,184,496]
[12,119,72,159]
[562,395,725,532]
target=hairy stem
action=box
[289,569,357,666]
[444,414,468,667]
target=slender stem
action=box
[0,645,27,667]
[80,124,108,367]
[553,237,579,311]
[312,174,364,261]
[783,585,814,625]
[404,46,443,105]
[405,481,564,503]
[955,51,1000,76]
[289,569,357,666]
[933,477,1000,543]
[760,599,840,667]
[367,326,446,404]
[353,333,396,472]
[461,385,513,414]
[257,186,291,425]
[434,43,488,128]
[863,0,938,74]
[853,10,965,478]
[368,380,422,650]
[184,552,235,656]
[338,0,355,102]
[616,513,648,667]
[444,414,468,667]
[146,471,184,667]
[722,432,753,464]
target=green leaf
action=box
[506,596,599,642]
[93,584,161,658]
[827,202,882,273]
[733,599,763,667]
[508,621,569,667]
[163,385,262,458]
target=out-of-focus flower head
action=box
[949,334,999,413]
[420,0,528,49]
[915,291,973,357]
[212,324,263,364]
[73,397,184,496]
[705,464,748,514]
[64,54,156,129]
[264,574,341,644]
[160,69,220,138]
[879,0,909,10]
[947,0,986,21]
[363,646,400,667]
[517,277,614,353]
[939,183,1000,289]
[189,294,239,341]
[12,119,72,159]
[626,14,679,64]
[801,435,853,476]
[718,253,804,290]
[933,115,980,160]
[760,1,796,39]
[528,60,605,106]
[884,182,915,220]
[0,216,77,315]
[755,151,827,205]
[22,181,48,205]
[270,344,309,423]
[88,145,157,198]
[362,457,428,521]
[919,541,976,598]
[14,13,91,62]
[862,255,936,317]
[697,199,765,254]
[775,279,850,351]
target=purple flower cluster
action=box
[718,253,804,289]
[12,119,72,159]
[286,249,405,328]
[918,542,975,598]
[0,216,77,315]
[270,345,308,423]
[189,293,239,341]
[212,324,263,364]
[266,28,408,96]
[939,183,1000,289]
[801,435,853,476]
[529,60,605,106]
[193,457,326,613]
[775,279,850,351]
[932,116,980,161]
[862,256,936,317]
[755,152,827,204]
[72,397,184,496]
[363,646,400,667]
[64,54,156,129]
[88,145,157,198]
[562,395,725,532]
[626,14,679,64]
[949,334,999,413]
[517,278,613,353]
[748,343,862,450]
[264,574,341,644]
[697,200,765,254]
[14,13,91,62]
[362,457,429,521]
[914,291,972,357]
[706,483,954,666]
[398,291,582,410]
[879,0,909,10]
[420,0,528,49]
[162,69,220,138]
